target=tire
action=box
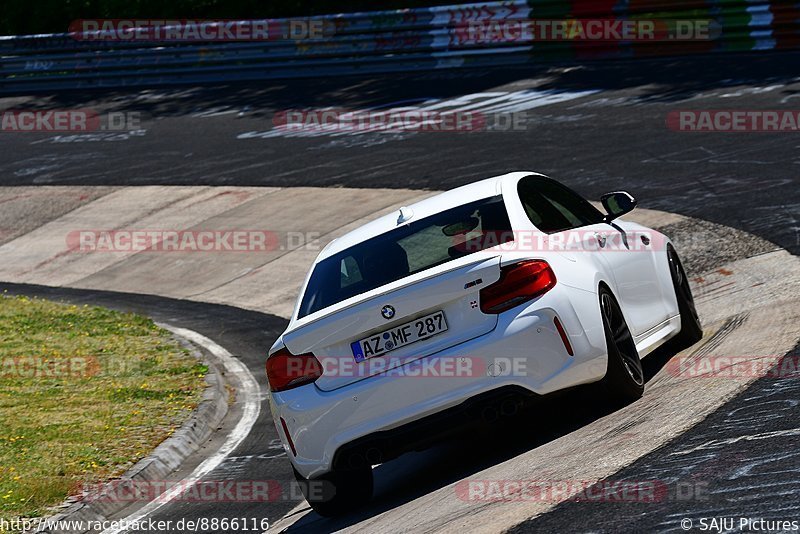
[667,245,703,349]
[293,465,373,517]
[599,287,645,403]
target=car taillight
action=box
[480,260,556,314]
[266,347,322,392]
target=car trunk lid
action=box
[283,255,501,391]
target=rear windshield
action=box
[297,195,513,319]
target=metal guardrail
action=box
[0,0,797,94]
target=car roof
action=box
[317,171,539,261]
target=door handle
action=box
[595,233,607,248]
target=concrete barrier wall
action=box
[1,0,798,93]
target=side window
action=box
[518,176,604,233]
[548,197,585,228]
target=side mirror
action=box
[601,191,637,222]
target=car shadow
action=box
[283,338,686,532]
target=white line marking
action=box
[101,324,262,534]
[669,428,800,456]
[240,89,601,140]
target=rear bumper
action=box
[331,385,539,471]
[269,286,608,478]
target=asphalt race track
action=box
[1,50,799,533]
[2,52,799,255]
[511,343,800,533]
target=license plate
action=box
[351,310,448,362]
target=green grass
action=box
[0,293,206,522]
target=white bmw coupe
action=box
[266,172,701,515]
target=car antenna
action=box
[397,207,414,224]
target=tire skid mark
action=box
[19,189,201,277]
